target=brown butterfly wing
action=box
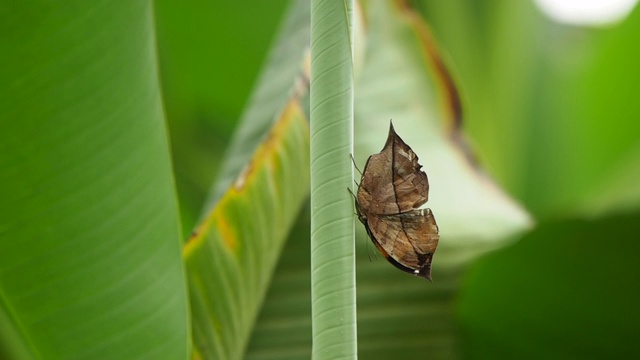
[354,121,439,280]
[356,122,429,216]
[366,208,439,280]
[387,124,430,211]
[356,152,395,215]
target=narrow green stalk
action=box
[310,0,357,359]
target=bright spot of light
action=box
[535,0,638,26]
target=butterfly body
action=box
[355,122,439,281]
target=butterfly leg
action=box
[363,223,378,262]
[347,186,355,199]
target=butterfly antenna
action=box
[350,153,363,176]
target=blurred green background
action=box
[155,0,640,358]
[154,0,290,236]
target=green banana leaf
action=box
[183,1,312,358]
[0,1,188,359]
[185,100,310,359]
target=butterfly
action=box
[354,121,439,281]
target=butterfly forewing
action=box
[358,152,399,215]
[357,123,429,216]
[390,136,429,210]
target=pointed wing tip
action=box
[417,255,434,281]
[385,119,411,150]
[418,268,433,282]
[383,119,399,150]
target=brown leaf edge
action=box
[394,0,479,168]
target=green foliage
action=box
[459,211,640,359]
[2,0,639,359]
[420,0,640,358]
[185,102,310,359]
[0,1,188,359]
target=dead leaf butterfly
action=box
[353,121,439,281]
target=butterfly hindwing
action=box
[366,209,439,280]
